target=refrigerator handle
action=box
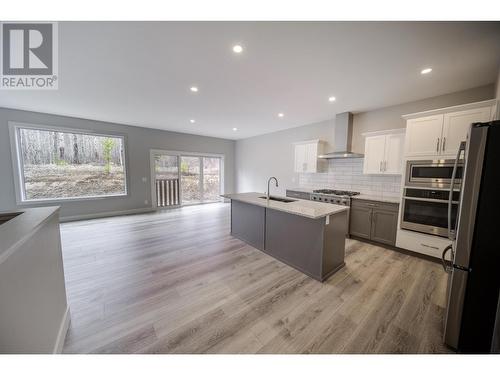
[448,141,466,241]
[442,244,453,273]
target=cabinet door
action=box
[349,205,372,239]
[405,115,444,157]
[363,135,386,174]
[441,107,492,157]
[294,144,307,173]
[305,142,319,173]
[370,208,398,246]
[384,133,404,174]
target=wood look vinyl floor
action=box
[60,203,452,354]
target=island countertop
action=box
[221,192,348,219]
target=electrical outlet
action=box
[142,177,147,183]
[144,200,149,205]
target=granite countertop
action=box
[0,206,60,264]
[352,194,401,204]
[221,192,348,219]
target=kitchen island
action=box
[221,192,349,281]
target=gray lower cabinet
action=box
[231,200,265,250]
[350,199,399,246]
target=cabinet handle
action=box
[442,137,446,152]
[383,160,387,172]
[379,161,382,172]
[436,138,440,153]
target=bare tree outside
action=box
[18,127,126,200]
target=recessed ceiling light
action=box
[190,86,199,92]
[278,113,284,118]
[328,96,336,102]
[232,127,238,131]
[190,119,196,124]
[421,68,432,75]
[232,45,243,53]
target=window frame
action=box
[8,121,130,204]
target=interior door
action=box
[384,133,404,174]
[405,114,444,157]
[363,135,386,174]
[441,107,492,157]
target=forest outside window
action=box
[12,124,127,202]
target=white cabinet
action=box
[362,130,405,175]
[293,140,325,173]
[405,115,444,157]
[441,107,492,157]
[384,133,405,174]
[404,102,495,158]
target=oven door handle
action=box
[402,196,459,204]
[448,142,466,240]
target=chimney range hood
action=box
[318,112,364,159]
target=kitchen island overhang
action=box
[222,192,349,282]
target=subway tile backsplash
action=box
[298,158,402,199]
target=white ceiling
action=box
[1,21,499,140]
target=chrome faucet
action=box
[267,177,279,203]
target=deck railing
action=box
[156,178,179,207]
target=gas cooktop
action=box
[312,189,360,197]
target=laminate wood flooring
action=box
[60,203,452,354]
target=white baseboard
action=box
[60,207,155,222]
[53,306,71,354]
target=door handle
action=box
[442,137,446,152]
[436,138,440,153]
[441,244,453,273]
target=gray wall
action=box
[0,107,235,219]
[236,84,495,195]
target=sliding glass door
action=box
[180,156,202,204]
[203,157,221,202]
[152,151,222,208]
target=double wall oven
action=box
[401,159,463,237]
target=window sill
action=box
[17,193,129,205]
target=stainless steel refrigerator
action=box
[442,120,500,353]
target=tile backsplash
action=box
[298,158,402,199]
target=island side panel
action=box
[322,210,347,278]
[230,200,265,250]
[264,208,324,280]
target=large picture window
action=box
[12,124,127,202]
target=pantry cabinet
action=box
[293,140,325,173]
[403,102,495,158]
[362,130,405,175]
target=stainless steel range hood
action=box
[318,112,364,159]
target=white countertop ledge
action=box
[221,192,348,219]
[0,206,60,265]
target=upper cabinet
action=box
[405,115,444,157]
[403,101,496,158]
[362,130,405,175]
[441,107,492,157]
[293,140,326,173]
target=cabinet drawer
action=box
[351,199,399,212]
[286,190,311,200]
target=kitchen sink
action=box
[259,196,297,203]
